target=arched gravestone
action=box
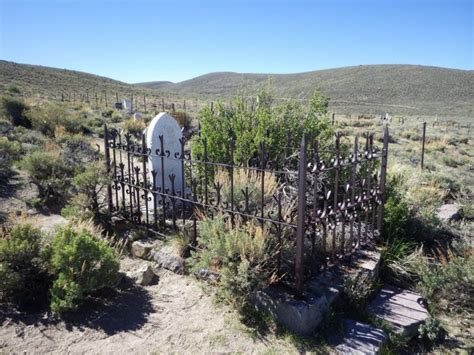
[145,112,186,203]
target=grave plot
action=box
[102,111,391,335]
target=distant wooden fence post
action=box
[332,112,335,125]
[421,121,427,170]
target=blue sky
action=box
[0,0,472,83]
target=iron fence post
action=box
[295,134,307,297]
[376,126,389,236]
[103,125,113,215]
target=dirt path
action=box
[0,258,299,354]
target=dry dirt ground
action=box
[0,257,303,354]
[0,168,302,354]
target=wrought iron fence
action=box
[103,124,389,295]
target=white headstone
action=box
[146,112,186,202]
[123,99,132,113]
[133,112,143,121]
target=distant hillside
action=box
[2,60,472,117]
[0,60,163,102]
[136,80,174,89]
[139,65,474,117]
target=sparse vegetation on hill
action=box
[2,60,473,117]
[140,64,474,117]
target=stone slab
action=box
[335,319,387,355]
[252,285,334,336]
[252,248,381,336]
[367,284,429,338]
[436,204,460,222]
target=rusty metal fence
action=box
[104,125,389,295]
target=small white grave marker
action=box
[133,112,143,121]
[123,99,132,113]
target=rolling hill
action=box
[138,65,474,117]
[1,60,472,117]
[0,60,165,102]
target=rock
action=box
[126,265,157,286]
[151,248,185,274]
[194,268,220,282]
[27,209,38,216]
[334,319,387,354]
[367,284,429,339]
[37,214,68,235]
[131,241,153,259]
[253,285,339,336]
[111,215,126,224]
[351,249,382,284]
[436,204,460,222]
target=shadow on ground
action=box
[1,278,156,336]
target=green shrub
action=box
[441,156,462,168]
[63,161,109,221]
[123,118,145,136]
[191,89,334,167]
[61,203,93,221]
[26,103,81,137]
[111,111,123,123]
[380,239,418,287]
[21,150,73,203]
[59,135,98,168]
[101,109,115,118]
[383,185,412,241]
[6,84,21,94]
[49,226,119,313]
[418,317,442,345]
[415,247,473,314]
[213,168,278,211]
[27,102,89,137]
[0,137,21,182]
[189,215,277,309]
[0,224,51,309]
[342,273,378,312]
[0,96,31,128]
